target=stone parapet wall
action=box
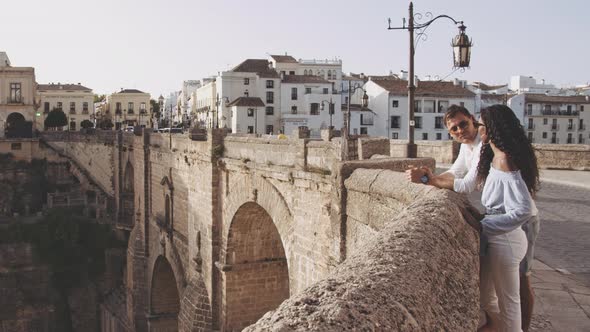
[390,139,459,164]
[358,137,390,160]
[246,170,479,331]
[533,143,590,170]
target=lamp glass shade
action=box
[452,27,473,68]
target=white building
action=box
[163,91,179,126]
[509,75,560,95]
[177,80,200,127]
[509,93,590,144]
[468,81,509,114]
[364,77,476,140]
[37,83,94,131]
[106,89,151,129]
[0,52,37,138]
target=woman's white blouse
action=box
[480,167,535,236]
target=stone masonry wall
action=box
[246,170,479,331]
[534,143,590,170]
[390,140,458,164]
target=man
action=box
[405,104,539,331]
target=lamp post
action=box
[214,94,230,129]
[388,2,473,158]
[320,98,335,129]
[345,82,369,137]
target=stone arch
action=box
[120,161,135,227]
[222,202,290,331]
[5,112,31,138]
[149,255,181,331]
[222,175,294,268]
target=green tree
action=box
[80,120,94,129]
[93,94,106,103]
[98,118,114,130]
[44,108,68,129]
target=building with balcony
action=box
[468,81,509,114]
[364,77,476,140]
[509,93,590,144]
[37,83,94,131]
[0,52,37,138]
[106,89,151,129]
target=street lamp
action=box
[344,82,369,137]
[320,98,335,129]
[214,94,230,129]
[388,1,473,158]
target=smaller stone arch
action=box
[149,256,181,331]
[5,112,32,138]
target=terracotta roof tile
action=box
[372,79,476,97]
[281,75,330,84]
[524,94,589,104]
[270,55,298,63]
[227,97,266,107]
[38,83,92,91]
[231,59,279,78]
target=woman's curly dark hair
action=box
[476,104,540,197]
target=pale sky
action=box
[2,0,588,97]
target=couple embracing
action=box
[407,104,540,332]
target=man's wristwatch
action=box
[420,174,429,184]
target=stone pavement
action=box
[530,259,590,331]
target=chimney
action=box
[399,70,408,80]
[360,72,365,79]
[453,78,460,86]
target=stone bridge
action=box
[39,130,482,331]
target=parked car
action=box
[159,127,183,134]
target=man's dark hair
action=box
[443,104,474,127]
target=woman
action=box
[475,105,540,332]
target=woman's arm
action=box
[481,179,534,236]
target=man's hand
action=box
[405,165,431,184]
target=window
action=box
[528,132,533,142]
[11,143,22,150]
[422,133,428,140]
[360,113,374,125]
[304,70,308,75]
[436,133,442,140]
[542,132,547,139]
[567,133,573,144]
[459,102,465,107]
[305,87,311,94]
[247,126,254,134]
[266,91,274,103]
[265,106,274,115]
[414,100,422,113]
[580,134,584,144]
[415,116,422,129]
[70,120,76,131]
[568,119,573,130]
[392,100,399,108]
[438,100,449,113]
[528,118,534,130]
[310,103,319,115]
[289,71,295,75]
[327,71,332,80]
[527,104,532,115]
[323,88,329,94]
[291,87,297,100]
[266,125,274,134]
[57,102,63,110]
[291,106,297,114]
[266,80,274,88]
[581,105,585,112]
[551,132,557,143]
[544,104,551,111]
[9,83,21,103]
[70,102,76,113]
[360,127,368,135]
[567,105,572,112]
[247,108,254,117]
[44,102,50,113]
[543,118,548,125]
[435,116,443,129]
[390,116,400,128]
[580,119,585,130]
[423,100,435,113]
[128,102,134,114]
[140,102,146,112]
[244,78,250,85]
[116,102,122,112]
[83,102,89,113]
[392,132,399,139]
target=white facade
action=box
[509,75,560,94]
[37,83,94,131]
[363,78,476,140]
[106,89,151,128]
[509,93,590,144]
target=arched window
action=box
[304,69,308,75]
[327,70,332,80]
[165,194,171,226]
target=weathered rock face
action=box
[246,170,479,331]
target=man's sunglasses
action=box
[448,120,470,133]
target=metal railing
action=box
[542,110,579,116]
[551,124,559,131]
